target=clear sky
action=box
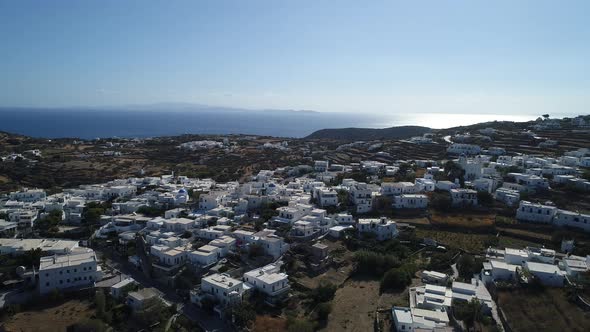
[1,0,589,116]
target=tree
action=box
[453,298,484,329]
[444,160,465,186]
[248,243,265,258]
[311,281,337,303]
[380,268,412,292]
[136,206,165,217]
[22,247,43,268]
[94,289,106,318]
[457,254,482,280]
[353,250,401,276]
[316,302,332,321]
[477,191,494,207]
[227,302,256,329]
[431,192,452,212]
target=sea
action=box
[0,107,568,139]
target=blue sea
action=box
[0,107,549,139]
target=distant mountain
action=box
[305,125,431,140]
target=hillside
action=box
[305,125,431,140]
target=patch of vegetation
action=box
[457,254,483,281]
[136,206,166,217]
[353,250,401,276]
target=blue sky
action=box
[1,0,589,116]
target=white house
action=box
[162,218,194,233]
[421,270,449,285]
[450,189,478,207]
[481,260,518,283]
[524,261,565,287]
[243,262,290,304]
[314,160,329,172]
[554,210,590,232]
[253,229,289,259]
[199,193,220,211]
[126,287,161,311]
[335,213,354,225]
[357,217,398,241]
[316,188,338,207]
[435,181,459,192]
[9,189,46,202]
[189,245,221,267]
[191,273,244,309]
[150,245,187,268]
[381,182,417,196]
[393,194,428,209]
[415,178,436,192]
[110,278,136,299]
[39,248,102,294]
[204,234,232,252]
[447,143,481,155]
[494,187,520,206]
[516,201,557,224]
[350,182,374,213]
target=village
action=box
[1,115,590,332]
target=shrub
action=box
[381,268,411,292]
[457,254,483,280]
[316,302,332,321]
[287,318,315,332]
[311,281,337,303]
[353,250,401,276]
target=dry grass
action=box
[415,228,494,252]
[297,265,353,290]
[2,300,94,332]
[430,212,495,228]
[252,316,288,332]
[496,227,552,241]
[396,217,430,225]
[498,288,590,332]
[320,276,421,332]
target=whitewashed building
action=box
[516,201,558,224]
[357,217,398,241]
[39,248,102,294]
[393,194,429,209]
[450,189,478,207]
[243,262,290,304]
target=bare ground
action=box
[320,276,421,332]
[1,300,94,332]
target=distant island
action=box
[306,125,431,140]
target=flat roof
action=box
[526,261,561,274]
[128,287,159,301]
[40,248,96,270]
[392,307,413,324]
[203,273,242,289]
